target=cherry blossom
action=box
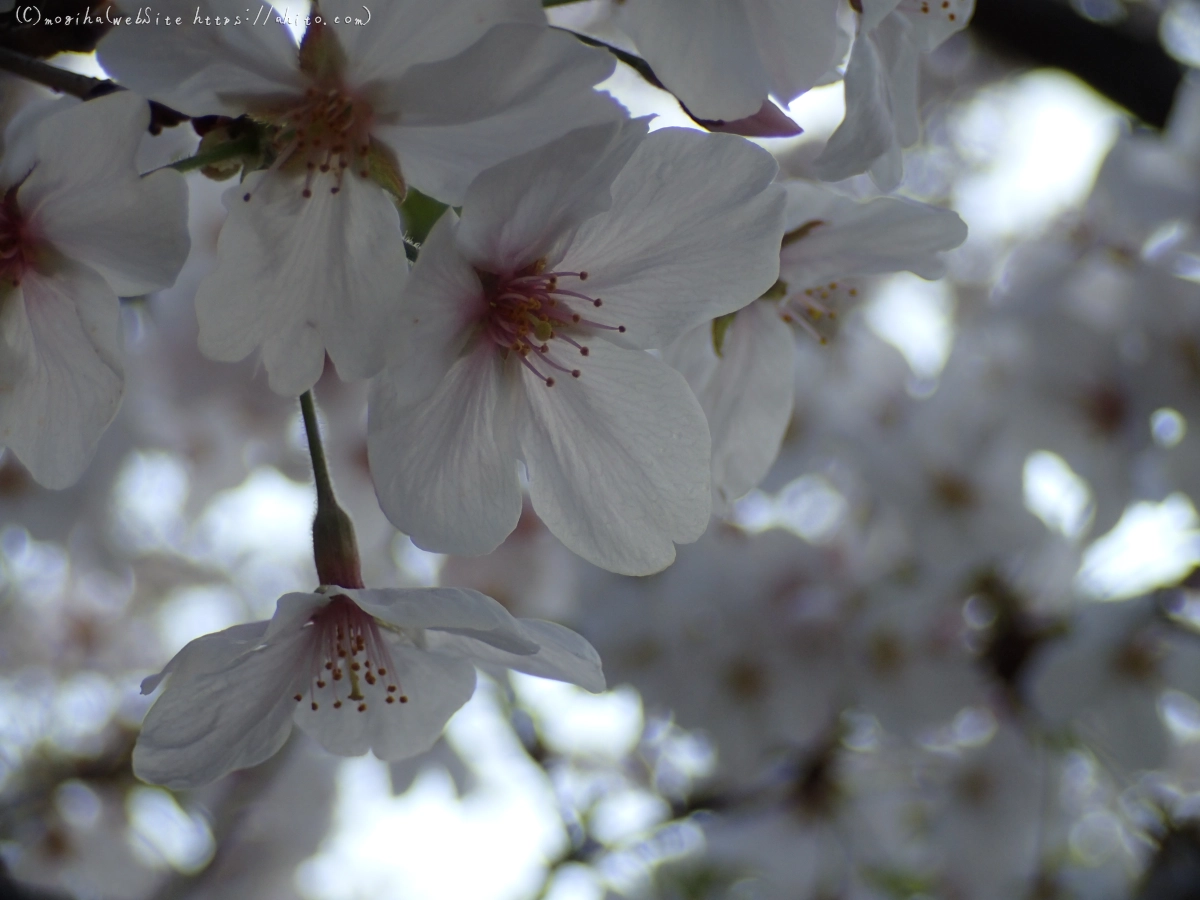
[367,120,785,575]
[98,0,621,395]
[1027,597,1200,774]
[580,527,851,777]
[0,93,189,488]
[134,586,604,789]
[666,182,966,513]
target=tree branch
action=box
[0,45,188,132]
[970,0,1182,128]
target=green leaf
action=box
[399,188,449,260]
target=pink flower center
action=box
[0,188,31,290]
[293,595,407,713]
[246,86,374,202]
[480,259,626,387]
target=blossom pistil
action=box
[294,594,408,713]
[481,262,626,387]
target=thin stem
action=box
[300,390,364,588]
[300,390,337,511]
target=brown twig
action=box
[0,45,188,132]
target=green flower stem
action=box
[300,390,365,589]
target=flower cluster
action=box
[7,0,1110,892]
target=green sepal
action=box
[711,312,737,358]
[168,118,267,179]
[781,218,826,247]
[298,14,348,84]
[366,137,406,202]
[760,278,788,300]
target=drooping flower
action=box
[98,0,622,395]
[0,93,189,488]
[134,586,604,789]
[665,181,966,513]
[815,0,974,189]
[367,120,785,575]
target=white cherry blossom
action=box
[0,93,189,488]
[666,182,966,513]
[134,586,604,789]
[1027,597,1200,774]
[815,0,974,189]
[367,120,785,575]
[98,0,621,395]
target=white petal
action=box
[377,24,620,205]
[295,643,477,761]
[141,621,270,695]
[456,119,648,271]
[19,93,189,296]
[874,15,921,148]
[259,321,327,397]
[0,97,76,188]
[368,344,522,556]
[868,143,905,193]
[665,302,795,515]
[781,184,967,284]
[813,32,896,184]
[860,0,903,31]
[388,210,482,405]
[899,0,974,50]
[266,592,329,638]
[429,618,606,693]
[333,0,542,86]
[0,262,123,489]
[1086,685,1169,773]
[618,0,768,121]
[517,340,711,575]
[195,170,407,394]
[558,129,785,349]
[744,0,843,107]
[97,0,304,117]
[349,587,538,655]
[133,628,305,789]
